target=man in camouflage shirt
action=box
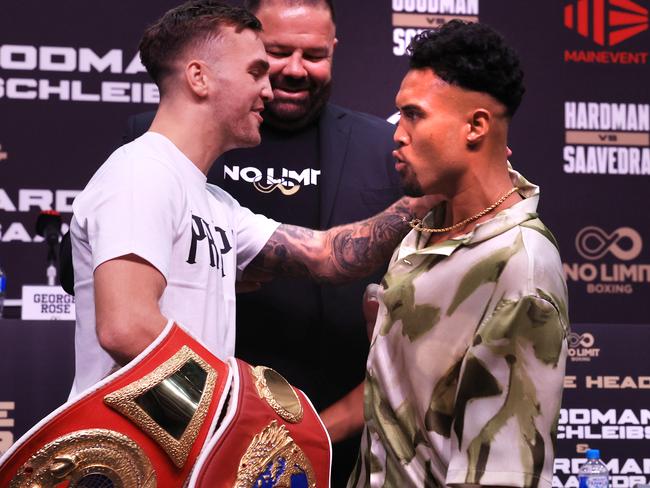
[349,21,568,488]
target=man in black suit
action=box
[125,1,399,483]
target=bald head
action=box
[244,0,335,23]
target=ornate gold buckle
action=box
[235,420,316,488]
[251,366,304,424]
[104,346,218,468]
[10,429,156,488]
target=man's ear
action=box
[185,60,209,97]
[466,108,490,146]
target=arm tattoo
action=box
[245,197,421,284]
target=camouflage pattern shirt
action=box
[349,168,569,488]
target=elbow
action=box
[311,257,347,285]
[96,310,163,365]
[313,232,354,284]
[96,318,137,365]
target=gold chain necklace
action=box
[405,187,519,234]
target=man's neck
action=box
[439,154,520,236]
[149,101,225,175]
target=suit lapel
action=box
[319,104,352,229]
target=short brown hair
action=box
[139,0,262,91]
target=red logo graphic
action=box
[564,0,648,46]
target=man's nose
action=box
[393,121,409,146]
[261,75,273,102]
[283,51,308,78]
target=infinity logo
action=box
[575,226,642,261]
[568,332,595,348]
[252,181,301,196]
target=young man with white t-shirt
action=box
[69,1,433,396]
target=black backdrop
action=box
[1,1,649,485]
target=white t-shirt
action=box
[69,132,279,396]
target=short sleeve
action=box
[446,294,568,487]
[74,155,182,280]
[232,201,280,276]
[204,183,280,278]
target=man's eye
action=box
[267,50,290,58]
[304,54,326,62]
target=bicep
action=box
[94,254,166,342]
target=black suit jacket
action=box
[124,104,401,486]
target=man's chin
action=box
[401,181,424,198]
[231,132,261,150]
[263,106,317,132]
[266,101,310,122]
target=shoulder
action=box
[206,183,238,207]
[500,220,568,322]
[80,135,182,201]
[517,218,564,276]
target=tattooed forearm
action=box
[246,226,317,280]
[245,196,433,284]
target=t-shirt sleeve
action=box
[75,155,182,280]
[446,294,568,488]
[231,199,280,276]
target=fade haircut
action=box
[244,0,336,24]
[408,20,525,117]
[139,0,262,93]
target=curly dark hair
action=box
[244,0,336,24]
[139,0,262,92]
[408,20,525,117]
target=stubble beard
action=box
[401,181,424,198]
[226,117,261,151]
[263,80,332,132]
[399,166,424,197]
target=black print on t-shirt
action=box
[186,215,232,277]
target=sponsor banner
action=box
[556,324,650,488]
[391,0,479,55]
[558,408,650,440]
[563,0,649,64]
[0,321,76,457]
[554,456,650,488]
[0,402,15,457]
[563,101,650,175]
[563,225,649,296]
[0,188,76,244]
[0,44,159,104]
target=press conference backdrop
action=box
[0,0,648,485]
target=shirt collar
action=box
[397,165,539,261]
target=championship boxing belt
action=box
[0,321,332,488]
[0,320,231,488]
[190,357,332,488]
